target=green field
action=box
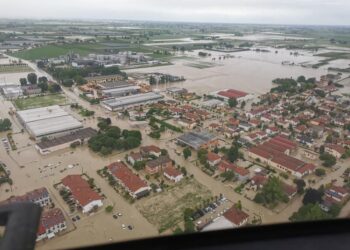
[14,94,67,110]
[11,43,104,60]
[136,178,212,232]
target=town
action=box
[0,19,350,249]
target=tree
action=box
[302,188,324,205]
[161,149,168,156]
[220,170,235,181]
[319,153,336,167]
[19,78,27,86]
[227,146,239,163]
[27,73,37,85]
[228,98,238,108]
[0,119,12,132]
[105,205,113,213]
[315,168,326,176]
[197,148,208,165]
[297,75,306,82]
[294,179,306,194]
[290,203,331,222]
[240,100,246,109]
[38,82,48,92]
[48,83,61,93]
[133,161,146,171]
[254,177,288,206]
[38,76,48,84]
[183,147,192,160]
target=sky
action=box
[1,0,350,25]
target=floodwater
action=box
[209,33,313,41]
[126,47,350,94]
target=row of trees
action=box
[254,177,289,207]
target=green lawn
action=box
[14,94,67,110]
[0,65,33,73]
[11,43,104,60]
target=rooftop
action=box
[177,131,216,150]
[102,92,164,108]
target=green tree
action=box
[228,98,238,108]
[220,170,235,181]
[294,179,306,194]
[297,75,306,82]
[227,146,239,163]
[290,203,331,222]
[240,100,246,109]
[254,177,288,206]
[19,78,27,86]
[38,82,48,92]
[315,168,326,176]
[197,148,208,165]
[27,73,37,84]
[183,147,192,160]
[105,205,113,213]
[302,188,324,205]
[0,119,12,132]
[319,153,336,167]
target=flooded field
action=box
[126,47,350,94]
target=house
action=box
[207,152,221,167]
[128,152,143,165]
[218,161,250,182]
[163,166,184,182]
[325,185,349,203]
[61,175,103,214]
[282,183,297,199]
[178,118,197,129]
[36,208,67,241]
[140,145,161,157]
[238,122,252,132]
[325,144,346,159]
[303,149,318,160]
[250,175,268,190]
[201,206,249,231]
[146,156,172,174]
[107,161,150,199]
[1,187,51,207]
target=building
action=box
[325,185,349,203]
[36,208,67,241]
[325,144,346,159]
[128,152,143,165]
[201,206,249,232]
[163,166,184,182]
[101,92,164,111]
[211,88,251,103]
[107,161,150,199]
[207,152,221,167]
[101,85,141,98]
[22,85,42,96]
[61,175,103,214]
[35,127,97,155]
[1,187,51,207]
[218,161,250,182]
[201,99,225,109]
[166,87,188,96]
[0,84,23,99]
[140,145,161,157]
[146,156,172,174]
[248,135,315,178]
[16,105,83,140]
[177,132,218,151]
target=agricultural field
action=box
[11,43,105,60]
[184,61,217,69]
[136,178,212,233]
[0,64,33,74]
[13,94,67,110]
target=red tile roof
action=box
[62,175,101,207]
[326,144,346,155]
[107,162,148,193]
[37,208,65,236]
[207,152,221,162]
[218,89,248,99]
[164,166,182,178]
[223,206,249,226]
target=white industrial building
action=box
[101,92,164,111]
[101,85,141,98]
[16,105,83,140]
[0,85,23,99]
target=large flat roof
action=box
[177,131,216,150]
[26,115,83,137]
[17,105,83,137]
[17,105,68,123]
[102,92,163,108]
[101,85,140,94]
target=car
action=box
[128,225,133,230]
[76,215,80,220]
[122,224,126,229]
[118,213,122,217]
[113,215,118,219]
[72,217,76,222]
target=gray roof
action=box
[101,86,140,94]
[17,105,67,123]
[102,92,164,109]
[177,132,216,150]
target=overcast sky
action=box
[2,0,350,25]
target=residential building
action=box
[163,166,184,182]
[325,144,346,159]
[146,156,172,174]
[207,152,221,167]
[36,208,67,241]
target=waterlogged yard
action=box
[14,94,68,110]
[136,178,212,233]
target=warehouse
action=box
[101,92,164,111]
[177,131,218,150]
[101,85,141,98]
[17,105,83,140]
[0,85,23,99]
